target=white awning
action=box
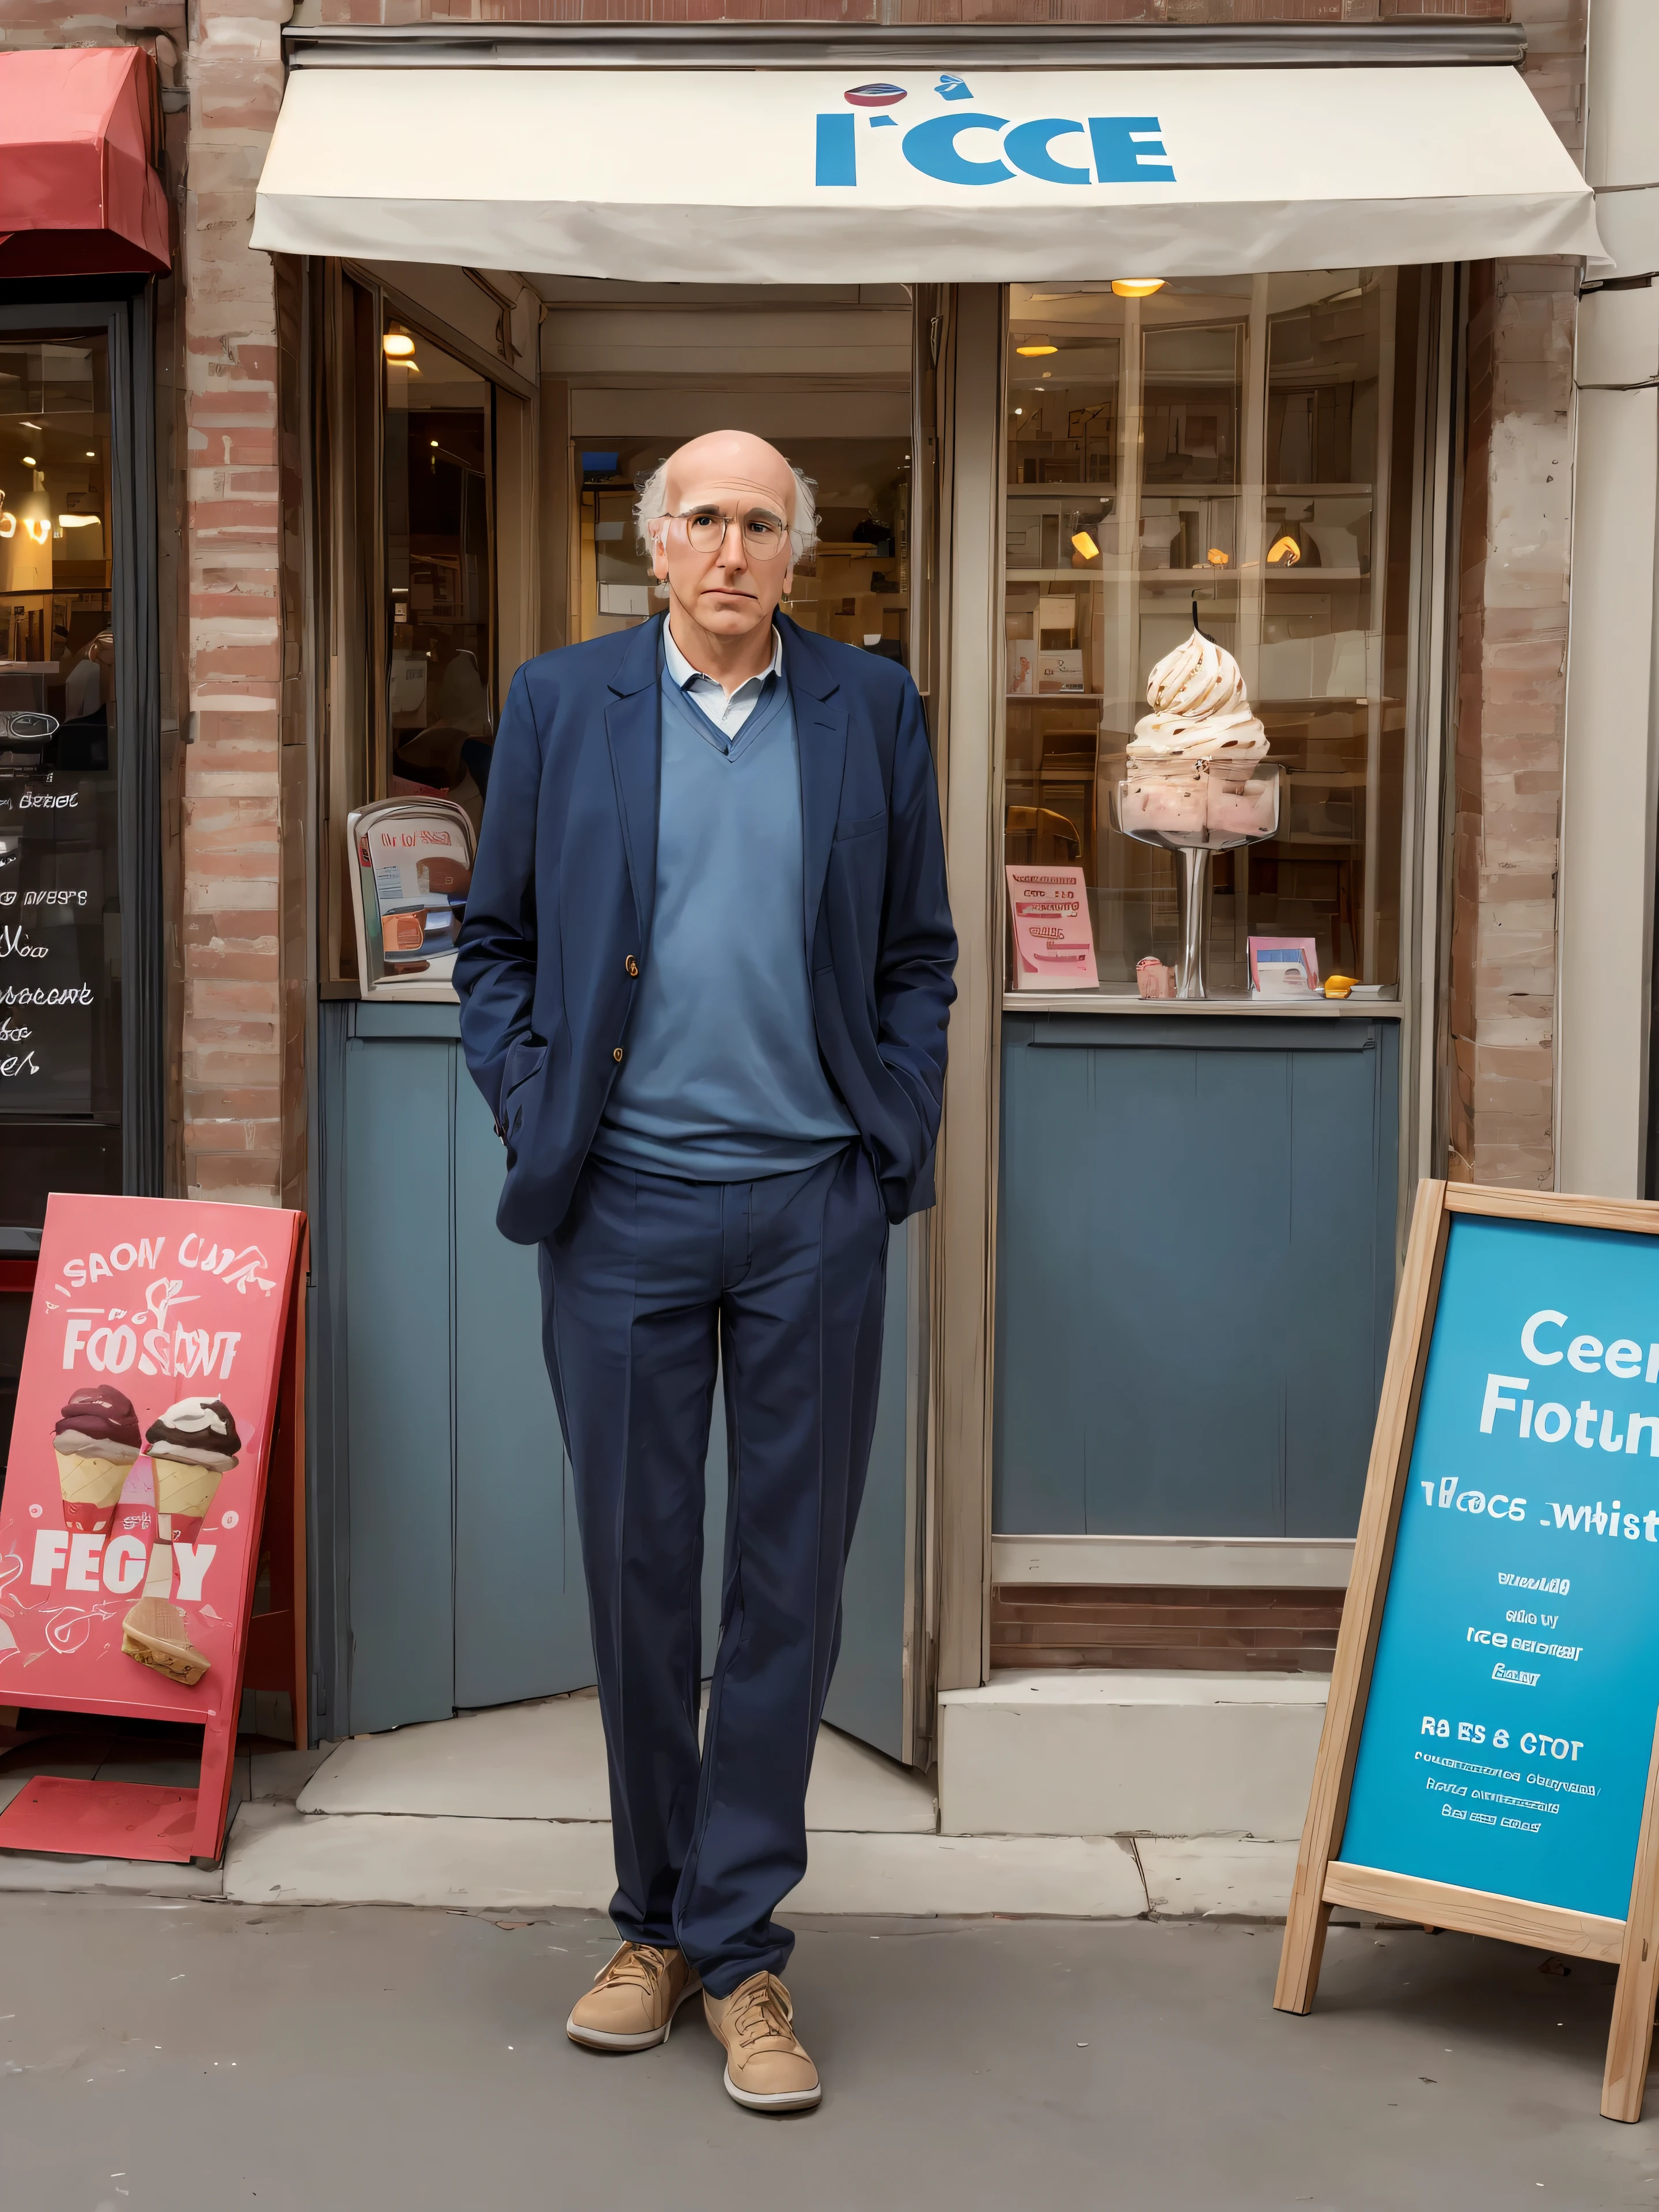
[251,62,1603,282]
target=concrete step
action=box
[225,1804,1153,1917]
[297,1690,937,1834]
[938,1669,1330,1840]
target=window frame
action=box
[315,263,536,998]
[0,286,164,1211]
[995,269,1445,1030]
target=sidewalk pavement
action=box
[3,1892,1657,2211]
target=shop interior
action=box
[542,279,919,663]
[1002,272,1418,998]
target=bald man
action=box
[456,433,956,2111]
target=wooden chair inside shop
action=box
[1005,804,1084,866]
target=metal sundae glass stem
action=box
[1175,846,1209,999]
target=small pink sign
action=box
[1248,935,1321,997]
[1006,865,1099,991]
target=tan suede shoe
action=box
[703,1972,822,2111]
[566,1941,702,2051]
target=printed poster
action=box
[0,1194,302,1722]
[1249,935,1320,997]
[1006,864,1099,991]
[354,805,473,983]
[1340,1215,1659,1920]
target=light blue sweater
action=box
[591,657,857,1181]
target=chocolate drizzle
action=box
[54,1384,142,1455]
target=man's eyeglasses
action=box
[667,507,792,563]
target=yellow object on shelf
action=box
[1324,974,1359,999]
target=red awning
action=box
[0,47,170,279]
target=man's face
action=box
[651,433,797,642]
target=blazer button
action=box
[625,955,639,978]
[613,1047,624,1063]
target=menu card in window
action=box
[1006,865,1099,991]
[1249,935,1320,997]
[347,798,475,1002]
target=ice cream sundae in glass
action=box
[1109,622,1280,998]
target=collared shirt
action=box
[662,619,784,742]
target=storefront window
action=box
[383,320,494,837]
[0,335,120,1205]
[1003,273,1417,997]
[559,287,917,675]
[576,437,911,662]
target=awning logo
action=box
[818,77,1175,189]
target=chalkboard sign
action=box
[1277,1183,1659,2124]
[1,751,116,1118]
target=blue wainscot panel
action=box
[322,1001,914,1756]
[994,1013,1399,1539]
[329,1002,595,1733]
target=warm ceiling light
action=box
[1013,407,1023,416]
[1070,531,1100,562]
[1207,548,1230,567]
[1112,279,1165,298]
[1267,535,1302,566]
[20,420,40,431]
[21,456,35,467]
[430,440,439,449]
[58,513,99,528]
[86,449,96,458]
[382,333,416,358]
[1016,343,1058,357]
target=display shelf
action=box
[1003,990,1401,1017]
[1006,566,1367,584]
[1007,481,1119,498]
[1006,569,1128,583]
[1263,568,1367,583]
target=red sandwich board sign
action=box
[0,1193,306,1866]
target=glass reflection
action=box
[384,321,494,836]
[0,336,120,1214]
[1004,273,1414,998]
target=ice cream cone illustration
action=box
[52,1384,141,1536]
[144,1396,241,1546]
[111,1457,211,1688]
[120,1595,210,1688]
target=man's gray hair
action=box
[634,450,819,566]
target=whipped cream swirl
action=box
[1128,628,1267,761]
[146,1396,242,1472]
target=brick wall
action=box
[1447,2,1586,1188]
[991,1584,1343,1671]
[178,0,290,1209]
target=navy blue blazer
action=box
[454,612,958,1242]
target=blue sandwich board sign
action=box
[1275,1182,1659,2124]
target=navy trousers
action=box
[538,1143,888,1996]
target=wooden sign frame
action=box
[1276,1180,1659,2123]
[0,1213,309,1870]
